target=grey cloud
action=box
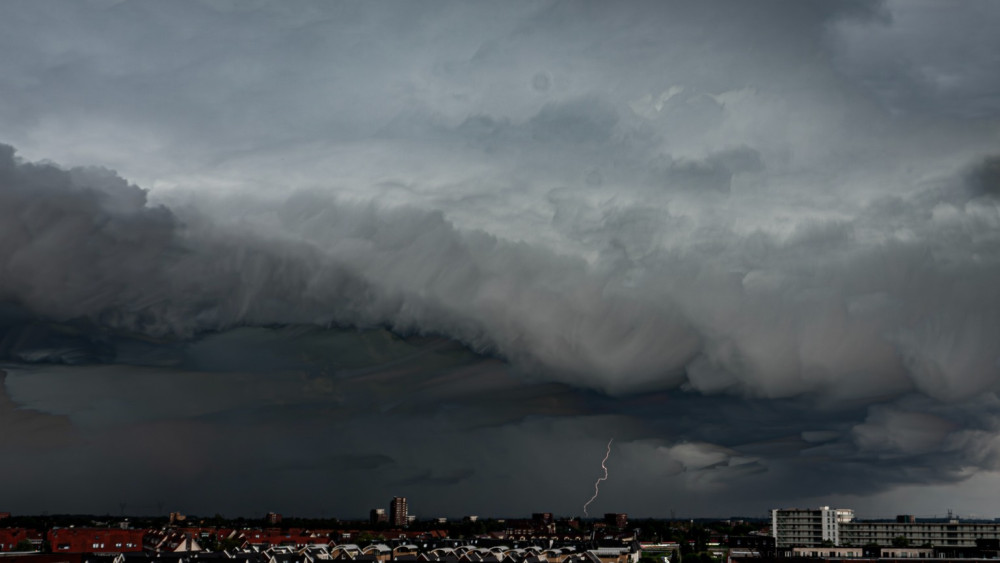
[446,97,621,156]
[649,146,764,193]
[831,0,1000,119]
[853,406,958,458]
[0,0,893,184]
[527,98,618,146]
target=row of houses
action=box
[1,528,416,555]
[0,540,639,563]
[2,529,200,554]
[322,542,637,563]
[0,529,638,563]
[2,527,641,557]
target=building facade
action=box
[48,528,145,554]
[841,519,1000,548]
[771,507,854,548]
[0,528,43,551]
[390,497,408,527]
[774,508,1000,549]
[791,547,863,558]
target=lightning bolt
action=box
[583,438,613,517]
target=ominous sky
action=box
[2,0,1000,520]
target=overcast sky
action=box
[2,0,1000,520]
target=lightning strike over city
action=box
[583,439,614,517]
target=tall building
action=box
[771,506,854,548]
[390,497,408,527]
[370,508,388,524]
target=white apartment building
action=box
[771,507,855,548]
[840,519,1000,548]
[773,508,1000,549]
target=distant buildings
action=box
[728,535,776,558]
[369,496,408,527]
[390,497,408,527]
[142,530,201,553]
[266,513,282,525]
[167,513,186,525]
[605,513,628,529]
[370,508,388,525]
[49,528,145,554]
[0,528,43,551]
[533,513,553,524]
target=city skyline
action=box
[3,503,997,522]
[2,0,1000,518]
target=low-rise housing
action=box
[49,528,145,554]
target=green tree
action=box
[892,536,910,548]
[13,539,35,552]
[200,536,220,552]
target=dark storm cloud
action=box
[398,468,476,488]
[1,0,1000,517]
[276,454,395,473]
[831,0,1000,119]
[966,155,1000,199]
